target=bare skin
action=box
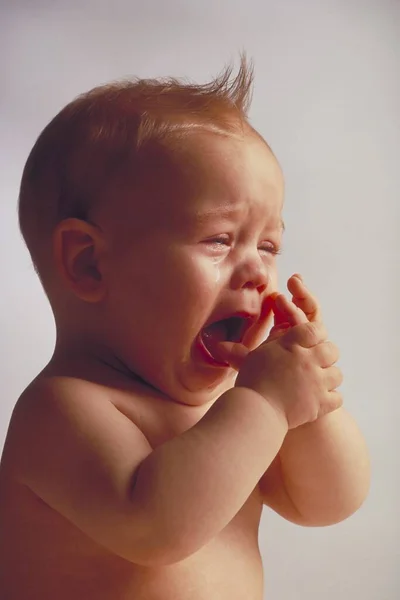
[0,130,367,599]
[0,375,266,600]
[0,310,339,600]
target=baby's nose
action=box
[230,255,269,294]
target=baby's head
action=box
[18,57,285,406]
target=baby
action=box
[0,59,370,599]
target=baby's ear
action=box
[53,218,107,303]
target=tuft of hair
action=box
[18,54,255,284]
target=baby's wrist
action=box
[232,386,289,433]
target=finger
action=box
[288,275,322,322]
[291,295,321,322]
[288,274,322,320]
[323,365,344,391]
[260,292,279,326]
[282,320,329,348]
[212,341,250,371]
[268,293,291,328]
[242,292,278,349]
[312,340,340,367]
[274,294,308,327]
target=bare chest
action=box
[0,481,264,600]
[111,386,265,550]
[0,388,265,600]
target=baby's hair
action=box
[18,54,255,282]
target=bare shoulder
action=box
[3,376,108,452]
[2,376,80,469]
[8,374,106,423]
[1,373,151,507]
[2,374,150,477]
[0,373,163,561]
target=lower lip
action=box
[194,334,230,368]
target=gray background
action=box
[1,0,399,598]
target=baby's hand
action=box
[218,274,343,427]
[215,274,327,370]
[235,316,342,429]
[267,274,323,342]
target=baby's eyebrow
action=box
[194,206,243,222]
[194,208,285,233]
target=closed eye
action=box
[204,235,231,248]
[259,243,282,256]
[203,236,282,255]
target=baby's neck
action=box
[44,337,155,395]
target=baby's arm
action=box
[260,277,370,525]
[10,377,287,566]
[262,407,370,526]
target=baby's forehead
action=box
[175,131,282,199]
[101,130,283,233]
[163,130,282,192]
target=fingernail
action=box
[294,274,303,282]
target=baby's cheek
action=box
[271,269,279,291]
[196,258,226,290]
[177,263,219,310]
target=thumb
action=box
[213,342,250,371]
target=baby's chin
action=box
[170,369,237,408]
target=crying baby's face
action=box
[90,129,284,406]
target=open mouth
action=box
[198,314,254,366]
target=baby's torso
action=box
[0,381,265,600]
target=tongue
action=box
[201,322,249,369]
[201,321,229,362]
